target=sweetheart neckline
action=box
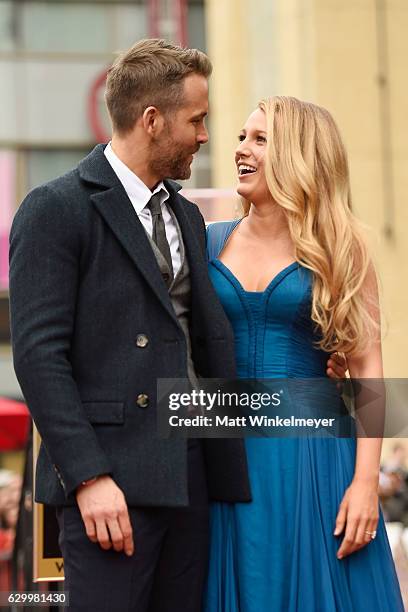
[213,259,300,294]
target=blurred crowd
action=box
[380,443,408,557]
[0,469,22,559]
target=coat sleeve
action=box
[9,184,113,497]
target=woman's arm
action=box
[334,265,383,559]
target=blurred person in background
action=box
[205,97,404,611]
[381,442,408,527]
[381,443,408,525]
[0,470,21,560]
[383,443,408,475]
[379,469,403,508]
[381,443,408,558]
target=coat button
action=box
[136,394,149,408]
[136,334,149,348]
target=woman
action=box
[204,97,403,611]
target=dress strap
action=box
[206,219,241,262]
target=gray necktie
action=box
[147,192,174,281]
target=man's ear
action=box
[142,106,164,135]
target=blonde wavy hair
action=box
[241,96,379,356]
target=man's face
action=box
[149,73,209,181]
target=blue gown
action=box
[204,220,404,612]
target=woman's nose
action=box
[236,140,250,157]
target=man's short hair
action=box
[105,38,212,134]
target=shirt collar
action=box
[104,142,169,214]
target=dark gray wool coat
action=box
[9,144,251,507]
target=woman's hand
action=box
[334,477,379,559]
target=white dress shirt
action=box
[104,142,182,277]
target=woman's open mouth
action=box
[238,164,257,177]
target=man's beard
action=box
[149,134,196,181]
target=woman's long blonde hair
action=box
[241,96,378,356]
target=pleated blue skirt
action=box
[204,437,404,612]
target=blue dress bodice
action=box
[208,256,330,379]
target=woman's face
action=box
[235,108,271,204]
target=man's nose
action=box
[197,126,209,144]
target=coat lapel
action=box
[79,145,178,325]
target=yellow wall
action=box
[205,0,251,187]
[205,0,408,375]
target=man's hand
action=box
[76,475,134,556]
[326,353,348,379]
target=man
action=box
[9,39,345,611]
